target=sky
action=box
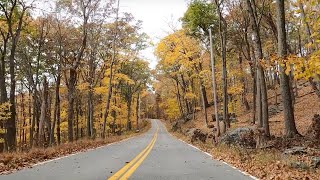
[120,0,188,68]
[34,0,188,69]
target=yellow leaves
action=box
[155,29,201,74]
[228,85,243,96]
[114,73,134,85]
[160,98,180,120]
[283,53,320,80]
[94,86,108,95]
[0,102,11,122]
[184,92,197,100]
[77,82,89,91]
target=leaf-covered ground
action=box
[164,83,320,179]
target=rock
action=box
[207,124,215,128]
[229,113,236,122]
[211,114,223,122]
[183,114,193,123]
[311,157,320,168]
[283,147,307,155]
[172,121,181,132]
[289,161,309,169]
[172,114,194,132]
[207,132,214,139]
[185,128,207,143]
[184,128,196,138]
[211,113,236,122]
[278,105,284,111]
[268,105,279,115]
[305,114,320,139]
[219,127,256,148]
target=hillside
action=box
[166,82,320,179]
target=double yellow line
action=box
[108,127,159,180]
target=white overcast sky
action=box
[120,0,188,68]
[34,0,188,69]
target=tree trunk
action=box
[276,0,300,138]
[215,0,229,129]
[246,0,270,136]
[38,77,48,147]
[136,93,140,131]
[200,82,208,126]
[209,28,220,136]
[67,68,77,142]
[127,97,132,131]
[75,97,80,141]
[239,53,250,111]
[87,89,94,138]
[0,41,8,152]
[102,0,120,138]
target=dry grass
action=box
[0,120,151,174]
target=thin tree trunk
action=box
[136,93,140,131]
[102,0,120,138]
[127,97,132,131]
[200,82,208,126]
[87,89,94,138]
[215,0,229,129]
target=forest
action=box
[0,0,319,179]
[154,0,320,178]
[0,0,154,152]
[155,0,320,136]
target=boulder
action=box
[268,105,279,116]
[283,146,307,155]
[191,129,208,143]
[211,113,237,122]
[311,157,320,169]
[207,124,215,129]
[229,113,237,122]
[185,128,208,143]
[172,114,193,132]
[184,128,197,138]
[219,127,256,148]
[305,114,320,139]
[211,114,223,122]
[289,161,309,169]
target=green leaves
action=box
[181,0,218,42]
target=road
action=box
[1,120,254,180]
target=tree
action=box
[0,0,30,151]
[276,0,299,138]
[245,0,270,137]
[119,59,150,131]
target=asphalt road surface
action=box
[1,119,254,180]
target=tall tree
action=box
[276,0,299,138]
[0,0,29,151]
[245,0,270,137]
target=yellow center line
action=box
[108,126,159,180]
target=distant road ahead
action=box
[2,119,253,180]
